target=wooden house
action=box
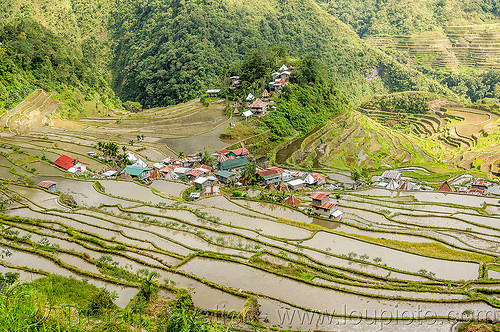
[248,98,269,115]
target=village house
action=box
[160,165,178,180]
[287,178,306,190]
[242,110,253,120]
[262,89,269,100]
[120,166,152,181]
[203,185,221,196]
[378,170,402,187]
[54,155,88,174]
[37,181,58,192]
[219,157,249,172]
[248,98,269,115]
[310,191,342,220]
[174,167,191,177]
[468,180,489,195]
[194,176,217,190]
[310,173,327,186]
[229,76,241,88]
[215,170,236,184]
[257,168,283,185]
[246,93,254,102]
[227,147,250,159]
[269,79,287,91]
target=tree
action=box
[137,269,160,300]
[242,162,257,184]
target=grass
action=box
[347,233,495,263]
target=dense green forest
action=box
[1,0,460,111]
[317,0,499,37]
[0,19,119,111]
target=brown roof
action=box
[37,181,57,189]
[248,98,269,109]
[310,192,330,200]
[119,172,133,181]
[149,169,163,179]
[438,181,453,192]
[258,169,280,177]
[284,195,300,207]
[262,89,269,98]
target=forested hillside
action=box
[0,0,459,110]
[317,0,499,37]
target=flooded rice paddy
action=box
[2,168,500,328]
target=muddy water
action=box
[193,196,266,218]
[301,247,428,282]
[312,278,467,301]
[196,206,312,239]
[8,184,58,205]
[4,209,153,250]
[303,232,479,281]
[28,161,65,176]
[0,155,30,175]
[0,166,15,179]
[98,180,176,205]
[150,180,189,197]
[237,200,313,224]
[181,258,492,318]
[163,121,234,154]
[55,253,101,274]
[488,270,500,279]
[258,297,456,332]
[454,213,500,230]
[393,214,500,237]
[55,179,137,208]
[312,218,343,229]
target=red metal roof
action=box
[217,149,229,155]
[200,165,212,171]
[311,173,326,181]
[268,166,285,173]
[319,201,338,210]
[471,180,488,187]
[284,195,301,207]
[310,192,330,200]
[248,98,269,109]
[37,181,57,189]
[468,188,485,195]
[54,155,87,170]
[187,169,204,177]
[257,169,279,177]
[230,147,249,156]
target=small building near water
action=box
[310,191,342,220]
[120,166,152,181]
[37,181,58,192]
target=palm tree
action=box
[177,151,185,159]
[137,269,160,300]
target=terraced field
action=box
[365,23,500,70]
[1,90,236,158]
[275,102,500,179]
[2,169,500,330]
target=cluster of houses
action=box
[377,169,492,196]
[376,170,422,191]
[256,167,327,190]
[438,179,490,196]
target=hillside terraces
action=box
[364,24,500,70]
[273,102,500,178]
[0,90,59,134]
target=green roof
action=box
[215,170,236,179]
[121,166,152,177]
[219,157,249,170]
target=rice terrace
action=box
[0,0,500,330]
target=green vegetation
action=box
[362,91,438,114]
[317,0,499,37]
[0,19,119,115]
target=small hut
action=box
[438,181,453,192]
[284,195,301,207]
[266,183,277,191]
[119,171,133,181]
[262,89,269,100]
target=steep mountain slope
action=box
[111,0,455,107]
[1,0,456,110]
[317,0,499,37]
